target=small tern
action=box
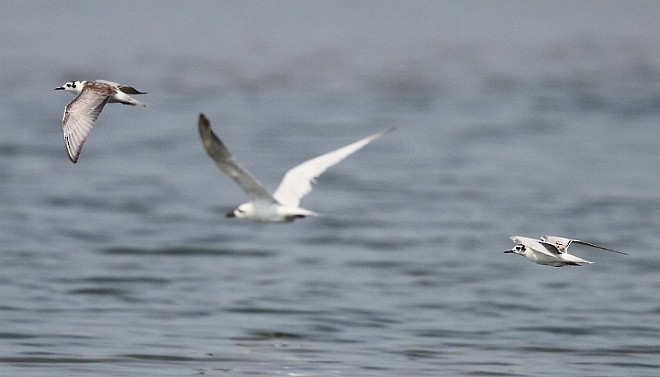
[198,113,394,223]
[505,236,594,267]
[505,235,627,267]
[55,80,148,163]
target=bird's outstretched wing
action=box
[541,236,628,255]
[572,240,628,255]
[272,128,394,207]
[62,89,110,163]
[198,113,276,203]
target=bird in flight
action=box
[197,113,394,223]
[55,80,147,163]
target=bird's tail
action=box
[563,254,593,266]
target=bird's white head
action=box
[226,202,255,219]
[504,244,527,256]
[55,80,85,94]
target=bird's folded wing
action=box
[198,114,276,203]
[273,127,394,207]
[62,90,109,163]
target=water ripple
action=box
[102,246,273,257]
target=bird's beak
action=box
[503,250,514,253]
[225,211,236,218]
[54,87,64,90]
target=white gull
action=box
[198,113,394,223]
[505,235,626,267]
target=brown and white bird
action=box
[55,80,148,163]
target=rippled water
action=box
[1,1,660,376]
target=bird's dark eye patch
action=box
[516,245,526,251]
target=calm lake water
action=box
[1,1,660,376]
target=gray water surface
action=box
[1,1,660,376]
